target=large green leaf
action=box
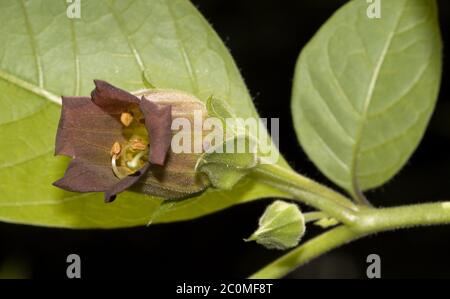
[291,0,442,199]
[0,0,287,228]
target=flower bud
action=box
[246,200,305,250]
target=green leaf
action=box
[291,0,442,198]
[245,200,305,250]
[0,0,287,228]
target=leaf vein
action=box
[0,149,52,170]
[367,55,432,119]
[0,69,61,105]
[360,97,434,156]
[349,2,407,197]
[104,0,146,73]
[19,0,44,88]
[303,116,350,173]
[165,0,199,95]
[67,1,81,96]
[306,60,356,144]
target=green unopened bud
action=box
[245,200,305,250]
[314,217,339,228]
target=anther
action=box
[120,112,134,127]
[130,139,147,151]
[110,141,121,156]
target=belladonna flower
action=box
[54,80,210,203]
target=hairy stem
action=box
[250,201,450,278]
[249,226,360,279]
[256,163,356,210]
[254,163,359,225]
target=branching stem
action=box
[250,201,450,278]
[251,163,450,278]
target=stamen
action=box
[120,112,134,127]
[130,138,147,151]
[126,151,146,170]
[110,116,149,179]
[110,141,121,156]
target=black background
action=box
[1,0,449,279]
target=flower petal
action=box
[55,96,127,161]
[54,81,209,202]
[130,90,210,199]
[54,82,150,202]
[53,159,118,192]
[140,96,172,165]
[104,163,150,203]
[91,79,140,107]
[55,96,91,157]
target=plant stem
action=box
[355,201,450,232]
[303,211,328,223]
[256,163,355,209]
[249,201,450,278]
[254,163,359,225]
[249,226,360,279]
